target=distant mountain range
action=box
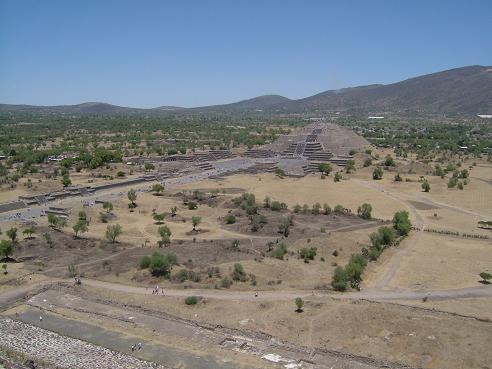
[1,65,491,116]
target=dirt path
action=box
[81,278,492,302]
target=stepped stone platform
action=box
[243,149,275,158]
[268,121,368,157]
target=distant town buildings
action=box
[47,152,79,162]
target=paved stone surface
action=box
[0,318,167,369]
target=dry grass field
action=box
[1,143,491,369]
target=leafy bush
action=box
[372,166,383,180]
[225,214,236,224]
[220,276,232,288]
[295,297,304,312]
[357,203,372,219]
[270,242,288,259]
[331,266,348,291]
[299,247,317,261]
[140,255,151,269]
[185,296,198,305]
[232,263,247,282]
[140,251,177,278]
[393,211,412,236]
[270,201,282,211]
[334,204,345,214]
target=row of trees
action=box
[331,210,411,291]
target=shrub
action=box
[232,263,247,281]
[312,203,321,215]
[293,204,301,213]
[357,203,372,219]
[323,203,332,215]
[394,173,402,182]
[270,242,288,259]
[105,224,122,243]
[448,177,458,188]
[372,166,383,180]
[368,247,381,261]
[345,260,363,283]
[295,297,304,312]
[331,266,348,291]
[143,251,177,277]
[318,163,332,175]
[480,272,492,284]
[220,276,232,288]
[363,158,372,167]
[270,201,282,211]
[383,155,395,167]
[188,201,198,210]
[191,216,202,230]
[224,214,236,224]
[393,211,412,236]
[334,172,342,182]
[421,180,431,192]
[140,255,151,269]
[334,204,345,214]
[299,247,317,261]
[185,296,198,305]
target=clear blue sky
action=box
[1,0,491,108]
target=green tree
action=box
[43,233,54,248]
[295,297,304,312]
[48,214,66,230]
[6,227,18,244]
[148,251,176,277]
[448,177,458,188]
[158,226,172,247]
[357,203,372,219]
[225,214,236,224]
[0,240,14,260]
[152,183,164,195]
[170,206,177,217]
[479,272,492,284]
[153,212,165,224]
[331,266,348,292]
[372,166,383,180]
[421,180,431,192]
[105,224,122,243]
[127,189,137,207]
[232,263,247,281]
[270,201,282,211]
[345,160,355,173]
[263,196,271,209]
[103,202,113,213]
[383,155,395,167]
[61,173,71,187]
[312,202,321,215]
[393,211,412,236]
[191,216,201,231]
[72,219,88,239]
[318,163,332,175]
[185,296,198,305]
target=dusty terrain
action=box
[1,135,491,369]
